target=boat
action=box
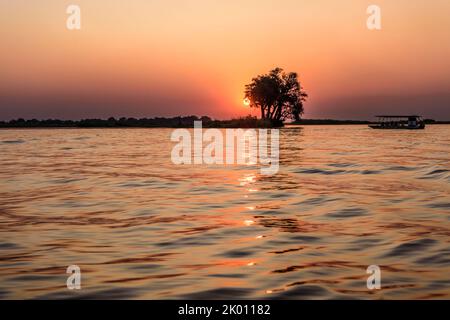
[369,115,425,130]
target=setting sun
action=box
[243,98,251,107]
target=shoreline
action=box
[1,117,448,129]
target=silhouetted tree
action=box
[244,68,307,122]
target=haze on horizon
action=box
[1,0,449,121]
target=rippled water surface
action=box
[1,125,449,299]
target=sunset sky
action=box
[1,0,449,120]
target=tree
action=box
[244,68,307,122]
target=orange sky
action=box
[1,0,450,120]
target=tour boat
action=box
[369,115,425,130]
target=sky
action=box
[0,0,449,120]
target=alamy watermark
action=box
[66,265,81,290]
[66,4,81,30]
[367,5,382,30]
[64,4,381,32]
[171,121,279,175]
[366,265,382,290]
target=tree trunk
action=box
[269,104,280,121]
[267,105,274,120]
[260,106,266,119]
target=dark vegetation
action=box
[244,67,307,122]
[292,119,370,125]
[1,116,445,128]
[0,115,279,128]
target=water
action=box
[0,125,449,299]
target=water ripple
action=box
[0,126,449,299]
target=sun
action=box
[243,98,251,106]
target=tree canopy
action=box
[244,68,307,122]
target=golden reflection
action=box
[239,173,256,186]
[244,220,255,226]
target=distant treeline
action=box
[0,116,278,128]
[0,116,446,128]
[292,119,370,125]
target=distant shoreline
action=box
[1,116,448,128]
